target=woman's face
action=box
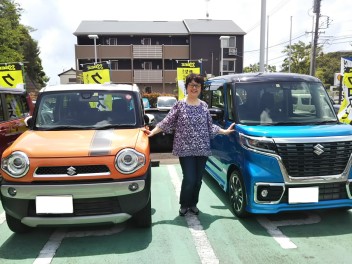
[186,81,202,98]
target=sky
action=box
[16,0,352,85]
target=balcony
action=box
[133,46,162,58]
[134,70,162,83]
[75,45,189,60]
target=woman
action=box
[143,73,235,216]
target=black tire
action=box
[6,213,31,233]
[133,197,152,228]
[228,170,249,218]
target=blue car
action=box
[204,73,352,217]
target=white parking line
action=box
[22,164,218,264]
[167,165,219,264]
[33,229,67,264]
[0,212,5,224]
[32,220,125,263]
[256,213,321,249]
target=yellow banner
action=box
[177,62,200,100]
[337,68,352,124]
[0,63,24,88]
[82,62,110,84]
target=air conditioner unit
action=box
[229,48,237,55]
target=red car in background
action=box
[0,87,34,159]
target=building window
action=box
[143,62,152,70]
[141,38,151,45]
[229,36,236,48]
[106,38,117,45]
[145,87,152,93]
[68,78,77,83]
[222,36,236,48]
[111,61,118,70]
[223,60,236,72]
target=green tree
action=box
[0,0,48,86]
[243,63,276,73]
[0,0,23,62]
[316,51,352,87]
[280,41,321,74]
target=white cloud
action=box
[15,0,352,85]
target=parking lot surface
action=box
[1,163,352,264]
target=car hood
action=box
[237,123,352,138]
[6,129,142,158]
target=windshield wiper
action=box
[272,122,302,126]
[95,124,133,130]
[39,126,87,131]
[311,120,339,125]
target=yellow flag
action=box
[0,63,24,88]
[337,68,352,124]
[177,61,201,100]
[82,62,111,84]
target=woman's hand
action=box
[141,126,161,137]
[221,123,236,135]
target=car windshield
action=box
[234,81,337,126]
[35,91,137,130]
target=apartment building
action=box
[74,19,246,94]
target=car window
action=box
[36,91,137,128]
[0,96,4,122]
[5,94,29,120]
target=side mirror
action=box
[24,116,33,128]
[144,113,155,125]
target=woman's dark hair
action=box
[185,73,205,89]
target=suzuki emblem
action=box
[67,166,77,176]
[313,144,324,156]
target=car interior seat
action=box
[111,99,135,124]
[260,92,278,122]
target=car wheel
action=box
[6,213,30,233]
[133,196,152,228]
[228,170,249,218]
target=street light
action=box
[219,36,230,76]
[88,34,99,64]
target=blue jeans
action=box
[179,156,208,208]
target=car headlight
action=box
[240,134,277,154]
[1,151,30,178]
[115,148,145,174]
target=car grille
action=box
[276,141,352,177]
[28,197,121,217]
[35,165,110,176]
[280,183,349,203]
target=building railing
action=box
[133,45,163,58]
[133,70,162,83]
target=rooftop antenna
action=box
[205,0,210,18]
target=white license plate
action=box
[288,187,319,204]
[36,195,73,214]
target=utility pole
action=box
[310,0,321,76]
[259,0,266,72]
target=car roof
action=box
[0,87,27,94]
[39,83,140,93]
[157,96,176,100]
[207,72,322,84]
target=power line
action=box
[244,32,307,53]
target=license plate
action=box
[288,187,319,204]
[36,195,73,214]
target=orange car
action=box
[0,83,153,233]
